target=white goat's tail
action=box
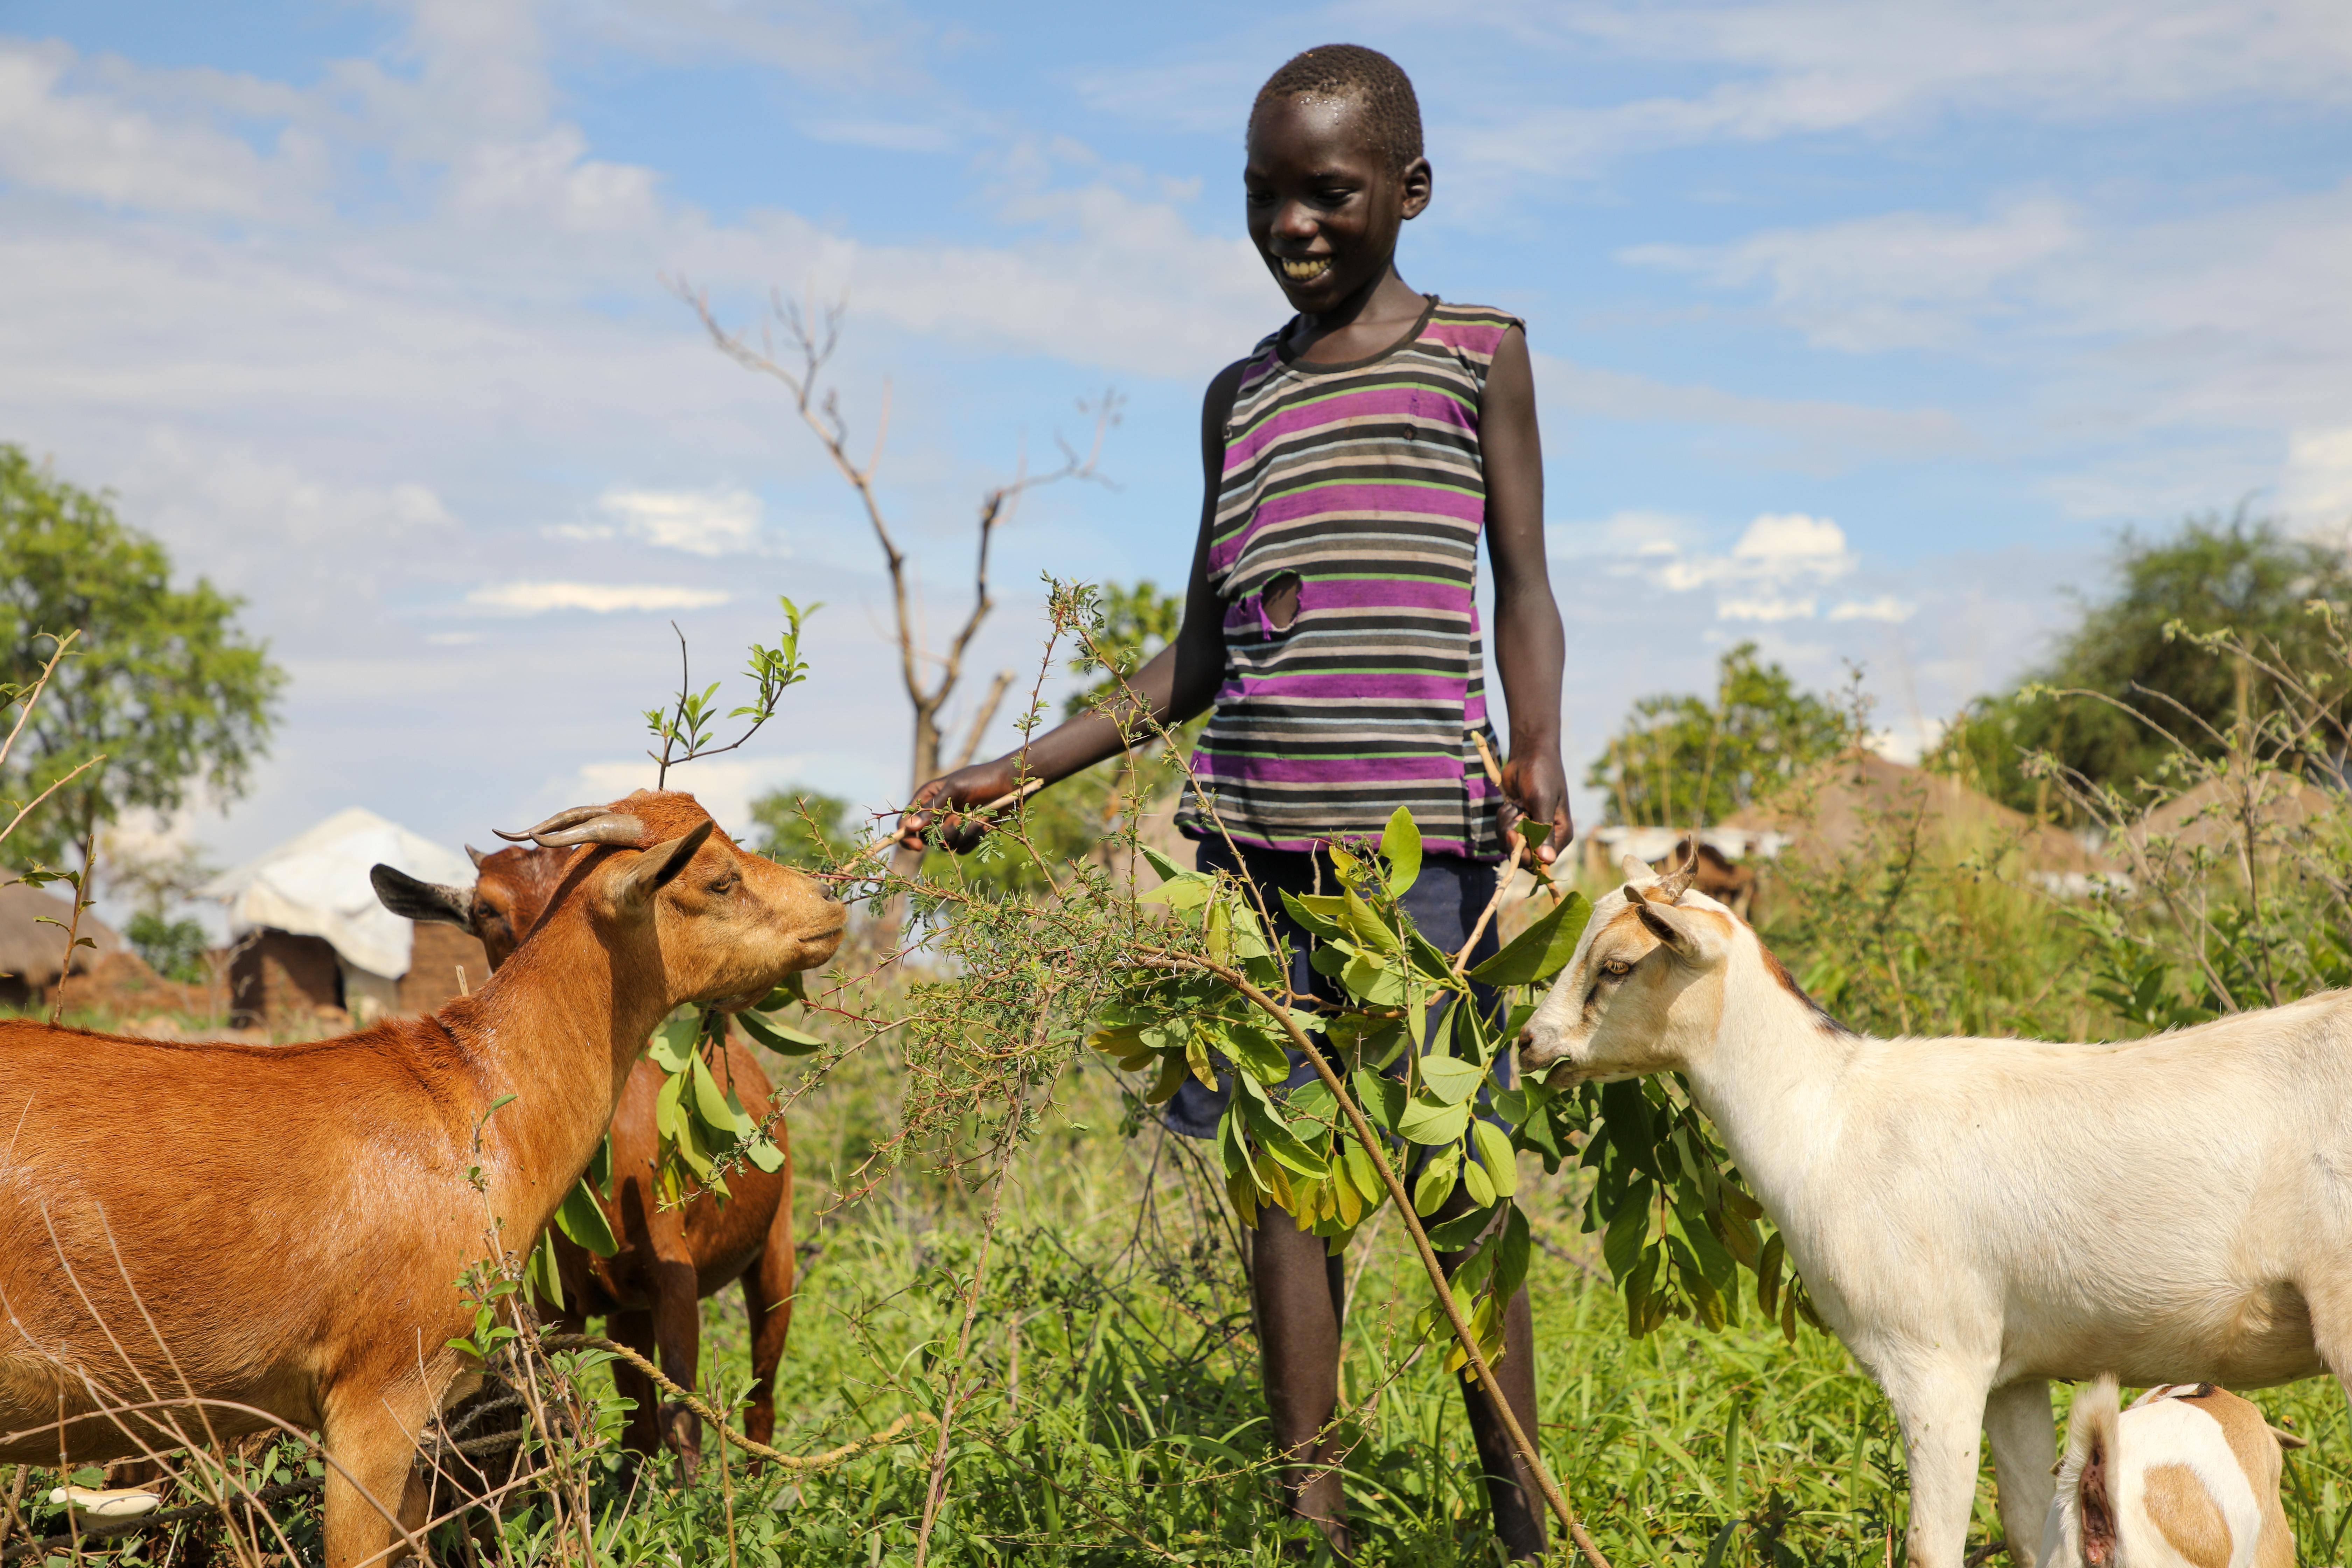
[2047,1375,2122,1567]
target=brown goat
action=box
[1652,838,1758,922]
[0,791,844,1568]
[375,841,794,1473]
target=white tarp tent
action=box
[197,808,472,1018]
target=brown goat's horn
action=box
[465,844,488,869]
[493,806,646,848]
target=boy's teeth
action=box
[1281,257,1329,280]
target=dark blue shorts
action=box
[1164,835,1513,1140]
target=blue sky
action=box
[4,0,2350,899]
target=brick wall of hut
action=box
[399,922,490,1015]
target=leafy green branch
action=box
[643,596,815,788]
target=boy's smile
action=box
[1245,94,1431,326]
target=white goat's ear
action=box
[2273,1424,2310,1451]
[612,820,715,917]
[1631,898,1723,964]
[1618,852,1652,882]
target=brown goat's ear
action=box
[370,864,476,933]
[2272,1424,2310,1451]
[611,820,715,916]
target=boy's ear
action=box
[1400,155,1432,221]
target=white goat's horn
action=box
[1656,842,1699,901]
[494,806,646,848]
[1618,852,1652,882]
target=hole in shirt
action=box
[1262,571,1301,632]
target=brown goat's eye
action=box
[1600,959,1633,978]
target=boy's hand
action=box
[1497,751,1574,866]
[898,759,1022,854]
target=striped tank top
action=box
[1174,297,1519,861]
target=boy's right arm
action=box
[898,361,1246,852]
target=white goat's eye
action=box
[1600,958,1633,978]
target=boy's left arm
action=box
[1482,326,1573,864]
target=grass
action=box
[13,824,2352,1565]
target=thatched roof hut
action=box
[0,882,124,1010]
[196,808,483,1028]
[1717,752,2116,888]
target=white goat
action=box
[2041,1378,2300,1568]
[1518,856,2352,1568]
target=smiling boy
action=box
[905,44,1568,1559]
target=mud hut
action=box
[1719,752,2116,892]
[0,882,125,1012]
[197,808,487,1030]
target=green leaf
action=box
[1602,1181,1652,1282]
[737,1008,826,1057]
[1493,1206,1533,1302]
[525,1228,565,1310]
[1412,1146,1460,1215]
[746,1138,786,1173]
[1468,890,1594,986]
[1420,1054,1483,1107]
[1424,1200,1502,1251]
[689,1054,747,1134]
[1462,1155,1496,1207]
[646,1012,698,1072]
[1379,806,1423,897]
[1281,891,1351,941]
[1396,1094,1471,1147]
[1471,1120,1519,1199]
[1339,888,1401,954]
[1138,844,1186,883]
[1352,1067,1406,1132]
[553,1174,620,1258]
[757,971,808,1010]
[1341,1135,1385,1204]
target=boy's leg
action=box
[1252,1206,1351,1552]
[1410,852,1550,1556]
[1449,1279,1547,1558]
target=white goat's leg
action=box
[1982,1380,2055,1568]
[1884,1362,1993,1568]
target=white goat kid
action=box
[1518,856,2352,1568]
[2041,1377,2300,1568]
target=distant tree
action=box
[1064,579,1183,719]
[1587,642,1849,827]
[1930,511,2352,820]
[0,444,286,873]
[747,786,860,870]
[126,911,208,983]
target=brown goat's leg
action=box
[607,1308,663,1460]
[647,1247,703,1479]
[321,1385,436,1568]
[740,1220,796,1448]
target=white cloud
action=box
[1624,198,2082,353]
[564,756,808,840]
[1828,594,1917,623]
[1624,512,1862,624]
[467,581,731,613]
[1719,595,1818,623]
[1532,351,1968,472]
[1444,0,2352,176]
[2283,427,2352,532]
[600,485,763,555]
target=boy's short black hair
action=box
[1252,44,1423,172]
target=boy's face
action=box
[1245,93,1430,315]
